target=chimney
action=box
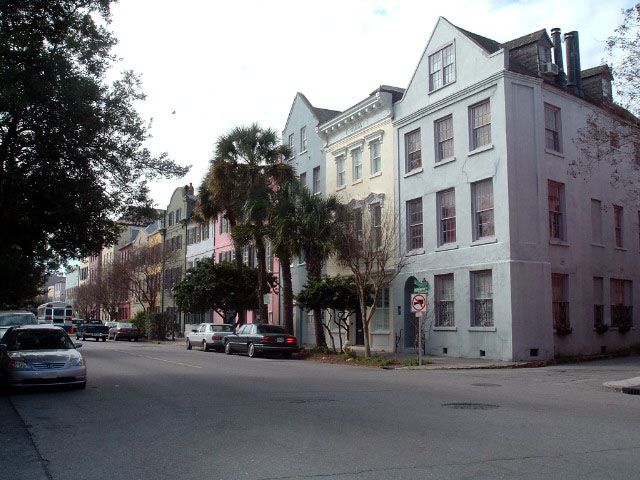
[564,31,583,96]
[551,28,566,86]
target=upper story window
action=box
[548,180,566,241]
[429,43,455,91]
[288,133,295,157]
[469,100,491,150]
[175,208,182,222]
[370,141,381,174]
[591,199,602,244]
[614,205,624,248]
[300,126,307,152]
[352,148,362,181]
[168,212,174,227]
[472,178,494,240]
[299,172,307,188]
[220,217,230,234]
[406,197,423,251]
[202,223,210,241]
[371,203,382,249]
[405,129,422,172]
[435,115,454,162]
[437,188,456,246]
[544,104,562,152]
[336,156,346,187]
[312,167,320,195]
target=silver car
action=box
[186,323,234,351]
[0,325,86,390]
[0,311,39,340]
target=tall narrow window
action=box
[429,43,455,91]
[175,208,182,222]
[437,189,456,246]
[168,212,174,227]
[471,270,493,327]
[202,222,210,240]
[470,101,491,150]
[552,273,570,332]
[300,126,307,152]
[288,133,295,157]
[614,205,623,248]
[406,198,423,251]
[352,148,362,181]
[299,172,306,188]
[548,180,565,241]
[371,203,382,249]
[370,141,381,174]
[405,129,421,172]
[544,104,561,152]
[593,277,604,328]
[591,199,602,244]
[435,116,454,162]
[373,288,390,331]
[336,156,346,187]
[312,166,320,194]
[472,178,494,240]
[435,274,454,327]
[610,279,632,328]
[353,208,363,243]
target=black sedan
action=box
[224,324,298,358]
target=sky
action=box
[108,0,634,208]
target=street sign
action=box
[413,278,430,294]
[410,293,427,312]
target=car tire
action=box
[76,335,80,340]
[202,340,209,352]
[83,336,86,341]
[102,338,106,342]
[224,341,232,355]
[186,339,192,350]
[247,343,257,358]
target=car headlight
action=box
[7,358,31,370]
[68,356,85,366]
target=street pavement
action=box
[1,340,639,480]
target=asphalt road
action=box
[2,340,639,480]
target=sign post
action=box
[410,292,428,366]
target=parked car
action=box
[76,324,109,342]
[108,322,139,341]
[224,324,298,358]
[0,325,86,390]
[186,323,234,352]
[0,311,39,340]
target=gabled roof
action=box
[502,29,551,50]
[582,65,612,79]
[282,92,340,133]
[455,26,502,54]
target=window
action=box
[242,246,249,266]
[353,208,363,243]
[336,156,346,187]
[406,198,423,251]
[220,217,229,234]
[288,133,295,157]
[370,141,381,174]
[312,166,320,194]
[610,279,632,328]
[593,277,604,328]
[428,43,455,91]
[544,104,561,152]
[405,129,421,171]
[371,203,382,249]
[372,288,390,331]
[168,212,174,227]
[472,179,494,240]
[548,180,565,241]
[175,208,182,222]
[187,261,194,270]
[552,273,570,331]
[266,241,274,272]
[300,126,307,152]
[437,189,456,245]
[591,199,602,244]
[352,148,362,181]
[202,223,210,240]
[299,172,306,188]
[614,205,623,248]
[471,270,493,327]
[435,274,454,327]
[469,101,491,150]
[435,116,454,161]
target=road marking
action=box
[114,350,202,369]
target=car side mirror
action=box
[74,343,83,349]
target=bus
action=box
[37,301,74,331]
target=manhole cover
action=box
[471,383,502,387]
[442,402,500,410]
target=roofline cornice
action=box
[318,93,387,134]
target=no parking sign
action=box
[410,293,427,313]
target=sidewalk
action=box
[390,355,532,370]
[603,377,640,394]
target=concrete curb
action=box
[603,377,640,394]
[388,362,535,371]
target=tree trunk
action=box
[362,299,371,358]
[256,240,269,323]
[281,257,294,335]
[307,260,326,348]
[233,242,246,326]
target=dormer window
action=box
[429,43,455,92]
[538,45,552,70]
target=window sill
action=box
[352,179,363,186]
[468,144,494,157]
[471,237,497,247]
[434,156,456,167]
[298,149,308,156]
[428,81,455,95]
[404,167,423,178]
[369,171,382,179]
[468,326,496,332]
[433,326,457,331]
[406,248,425,257]
[591,242,605,248]
[336,185,346,192]
[614,246,627,252]
[371,330,391,335]
[549,239,570,247]
[312,191,321,196]
[435,243,459,252]
[545,148,564,158]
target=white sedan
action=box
[186,323,234,352]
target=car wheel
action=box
[82,336,86,341]
[102,338,106,342]
[202,340,209,352]
[247,343,257,358]
[224,341,232,355]
[76,335,80,340]
[186,339,192,350]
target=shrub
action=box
[131,311,149,337]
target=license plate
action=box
[277,338,284,343]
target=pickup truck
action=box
[76,324,109,342]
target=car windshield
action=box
[212,325,232,332]
[5,329,75,351]
[257,325,285,334]
[53,308,65,317]
[0,313,37,327]
[118,323,133,328]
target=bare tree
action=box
[335,200,408,358]
[97,259,131,320]
[74,281,100,320]
[127,243,175,313]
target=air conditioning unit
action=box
[540,62,559,76]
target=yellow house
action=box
[319,85,404,352]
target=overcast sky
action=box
[108,0,633,208]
